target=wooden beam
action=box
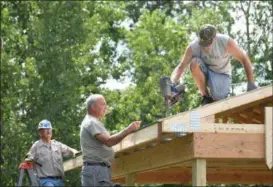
[201,114,215,123]
[64,155,83,172]
[233,114,250,123]
[112,167,273,184]
[162,122,264,134]
[113,115,215,155]
[193,133,264,159]
[65,131,266,173]
[253,106,263,115]
[125,173,135,186]
[163,85,272,128]
[239,108,264,124]
[192,159,206,186]
[216,93,273,119]
[205,158,267,169]
[229,116,244,124]
[112,124,159,153]
[112,135,194,178]
[252,116,263,124]
[207,170,273,184]
[265,107,273,169]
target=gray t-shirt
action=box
[26,139,73,178]
[80,114,115,166]
[190,33,231,75]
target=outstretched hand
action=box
[127,121,141,133]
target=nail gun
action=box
[160,76,185,115]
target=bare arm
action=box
[171,45,193,83]
[226,39,254,82]
[95,121,141,147]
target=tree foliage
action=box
[1,1,272,186]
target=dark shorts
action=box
[194,58,231,100]
[81,165,112,187]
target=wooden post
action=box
[125,173,135,186]
[265,107,273,169]
[192,159,206,186]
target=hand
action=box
[71,149,80,157]
[19,160,34,169]
[170,83,178,93]
[247,82,258,91]
[24,158,33,162]
[127,121,141,133]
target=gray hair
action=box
[85,94,104,112]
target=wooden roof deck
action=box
[64,85,273,185]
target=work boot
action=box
[201,95,214,106]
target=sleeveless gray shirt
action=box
[190,33,231,76]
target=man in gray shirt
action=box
[24,119,79,186]
[171,24,258,106]
[80,94,141,186]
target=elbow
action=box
[104,140,114,147]
[105,143,112,147]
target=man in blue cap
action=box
[24,119,79,186]
[171,24,258,105]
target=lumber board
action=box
[230,115,249,124]
[162,122,264,134]
[265,107,273,169]
[216,96,273,119]
[238,108,264,124]
[192,159,206,186]
[173,158,268,170]
[254,107,263,115]
[112,135,194,178]
[113,115,215,155]
[125,173,135,186]
[112,124,159,153]
[112,167,273,184]
[163,85,272,128]
[64,155,83,172]
[64,132,266,173]
[193,133,264,159]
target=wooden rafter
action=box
[163,85,272,127]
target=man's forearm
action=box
[171,64,184,83]
[106,128,131,146]
[171,48,192,83]
[242,57,255,82]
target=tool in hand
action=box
[160,76,185,116]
